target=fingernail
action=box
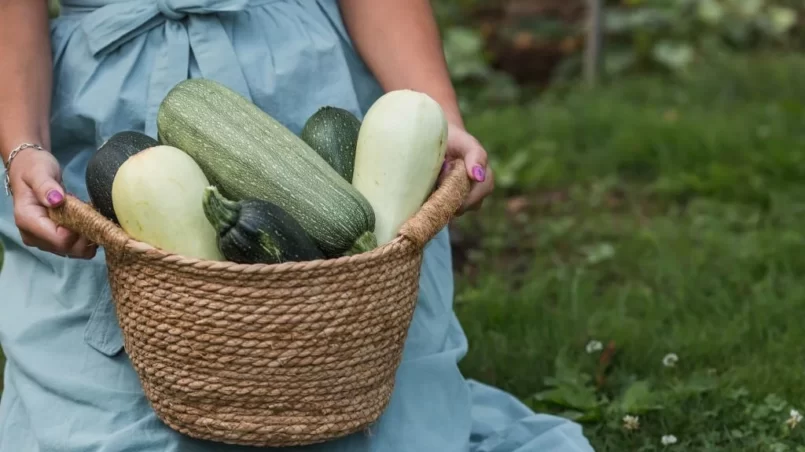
[46,190,63,206]
[472,165,486,182]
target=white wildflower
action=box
[586,340,603,354]
[662,353,679,368]
[661,434,678,446]
[622,414,639,431]
[787,409,802,429]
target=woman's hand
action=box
[440,123,495,214]
[339,0,494,213]
[9,149,97,259]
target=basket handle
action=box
[47,195,131,253]
[398,160,472,248]
[46,163,470,254]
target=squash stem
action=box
[346,231,378,256]
[202,186,240,235]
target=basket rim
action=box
[113,231,415,273]
[49,160,471,273]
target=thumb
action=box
[448,125,488,183]
[459,137,488,183]
[29,171,65,208]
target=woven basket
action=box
[47,162,471,447]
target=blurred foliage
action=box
[436,0,803,93]
[464,52,805,206]
[48,0,60,18]
[597,0,799,77]
[437,0,585,113]
[441,26,525,116]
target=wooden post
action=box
[584,0,603,87]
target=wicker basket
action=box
[47,162,470,447]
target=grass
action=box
[3,53,805,449]
[453,53,805,450]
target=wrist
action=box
[1,133,50,164]
[3,143,47,196]
[425,91,464,130]
[442,106,464,130]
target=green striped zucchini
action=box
[156,78,377,257]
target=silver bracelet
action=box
[3,143,45,196]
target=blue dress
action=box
[0,1,595,450]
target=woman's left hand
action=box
[439,123,495,214]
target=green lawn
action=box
[453,53,805,450]
[3,53,805,450]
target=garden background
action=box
[3,0,805,450]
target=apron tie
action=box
[72,0,274,137]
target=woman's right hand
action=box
[9,148,97,259]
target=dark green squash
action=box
[86,131,158,223]
[300,106,361,182]
[202,186,324,264]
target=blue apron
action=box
[0,1,594,450]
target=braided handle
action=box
[398,160,471,248]
[47,195,131,253]
[47,162,470,256]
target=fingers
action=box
[25,164,65,208]
[449,127,489,184]
[444,125,494,214]
[16,205,81,256]
[13,171,97,259]
[18,218,96,259]
[68,235,98,259]
[458,167,494,216]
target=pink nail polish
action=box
[46,190,63,206]
[472,165,486,182]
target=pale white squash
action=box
[351,90,448,245]
[112,145,224,260]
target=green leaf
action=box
[48,0,61,18]
[763,393,788,412]
[582,243,616,265]
[730,0,763,19]
[617,380,664,414]
[533,385,600,412]
[697,0,725,25]
[669,371,719,397]
[491,150,530,190]
[766,6,797,36]
[443,27,490,81]
[604,8,675,34]
[533,349,601,413]
[559,409,602,423]
[652,41,695,72]
[604,49,638,76]
[728,387,751,400]
[556,410,587,421]
[768,442,790,452]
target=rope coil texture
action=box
[48,161,471,447]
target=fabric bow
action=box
[77,0,270,137]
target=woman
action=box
[0,0,594,450]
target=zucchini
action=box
[202,186,324,264]
[85,131,158,223]
[352,90,448,245]
[300,106,361,182]
[156,78,377,257]
[111,145,223,260]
